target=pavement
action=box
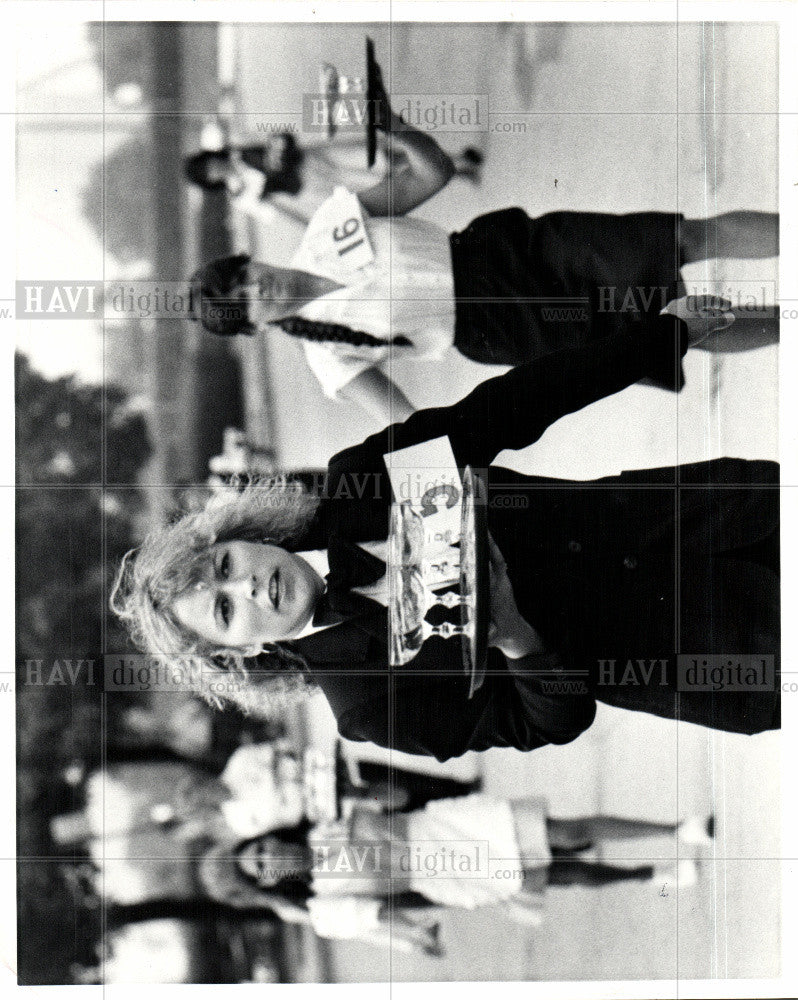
[233,21,781,982]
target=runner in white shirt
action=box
[190,61,460,423]
[291,185,457,402]
[189,51,776,425]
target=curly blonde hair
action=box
[110,476,321,715]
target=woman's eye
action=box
[217,551,230,580]
[218,595,232,628]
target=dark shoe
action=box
[422,922,446,958]
[461,146,484,166]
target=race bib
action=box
[302,186,375,277]
[385,436,463,589]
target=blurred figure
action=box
[199,793,713,954]
[169,742,308,843]
[184,137,482,228]
[185,137,305,200]
[119,698,215,762]
[189,48,775,424]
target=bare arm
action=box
[340,366,416,424]
[356,59,455,217]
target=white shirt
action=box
[290,186,457,399]
[293,541,389,640]
[232,143,384,228]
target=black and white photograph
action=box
[7,3,796,994]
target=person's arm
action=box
[338,644,597,762]
[356,60,455,217]
[306,896,384,941]
[334,540,596,761]
[301,341,417,420]
[340,366,416,423]
[330,313,690,482]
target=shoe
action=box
[679,815,715,848]
[461,146,484,166]
[677,858,699,888]
[652,858,699,890]
[422,922,446,958]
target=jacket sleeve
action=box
[330,314,689,479]
[336,648,596,762]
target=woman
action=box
[189,53,778,424]
[199,793,711,952]
[112,300,779,759]
[184,138,482,226]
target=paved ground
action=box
[235,21,780,983]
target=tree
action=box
[16,352,153,983]
[80,133,154,265]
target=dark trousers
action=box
[450,208,686,389]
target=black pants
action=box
[450,208,686,389]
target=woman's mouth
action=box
[269,569,280,610]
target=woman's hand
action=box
[661,294,734,347]
[488,534,545,660]
[358,50,455,217]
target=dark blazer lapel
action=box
[350,602,389,645]
[325,533,389,641]
[297,534,389,665]
[294,620,372,666]
[327,534,386,588]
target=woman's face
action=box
[241,261,306,325]
[170,541,324,650]
[237,837,310,886]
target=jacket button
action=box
[623,555,638,570]
[568,540,582,553]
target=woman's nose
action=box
[228,574,257,599]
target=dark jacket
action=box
[284,318,778,759]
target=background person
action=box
[184,137,483,225]
[189,51,778,424]
[200,793,713,952]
